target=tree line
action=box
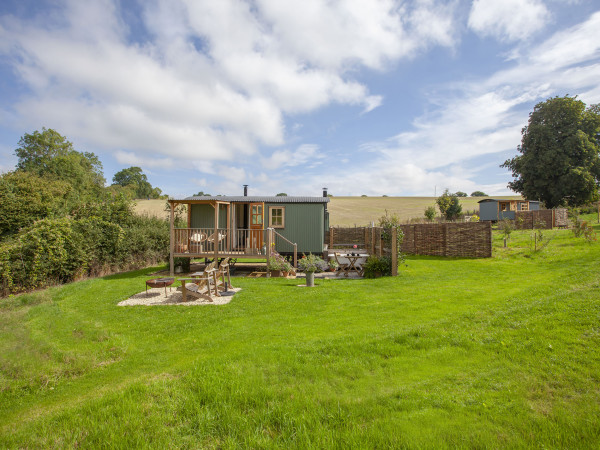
[0,128,169,296]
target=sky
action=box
[0,0,599,198]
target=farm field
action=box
[1,220,599,448]
[135,195,523,226]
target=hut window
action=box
[520,202,528,211]
[500,202,508,212]
[269,207,285,228]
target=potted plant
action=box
[298,253,327,287]
[267,250,286,277]
[281,260,293,277]
[328,259,339,272]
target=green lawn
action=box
[1,220,600,448]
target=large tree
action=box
[15,128,105,196]
[502,96,600,208]
[112,166,162,199]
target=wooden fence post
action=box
[372,226,376,256]
[293,243,297,268]
[266,228,271,278]
[329,227,334,249]
[391,227,398,276]
[169,201,175,276]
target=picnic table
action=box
[332,253,369,277]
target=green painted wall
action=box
[266,203,324,254]
[190,204,227,229]
[189,202,325,254]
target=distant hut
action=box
[478,199,540,222]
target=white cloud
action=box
[114,151,174,169]
[468,0,551,42]
[323,11,600,196]
[261,144,322,170]
[0,0,461,170]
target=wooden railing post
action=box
[169,201,175,276]
[329,227,334,250]
[293,243,297,268]
[266,227,272,277]
[391,227,398,276]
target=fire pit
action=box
[146,277,175,297]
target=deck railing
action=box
[173,228,267,255]
[270,228,298,267]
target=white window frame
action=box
[269,206,285,228]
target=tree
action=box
[471,191,487,197]
[436,189,463,220]
[502,96,600,208]
[424,205,436,221]
[276,192,288,196]
[112,166,161,199]
[455,191,467,197]
[194,191,211,196]
[15,128,105,196]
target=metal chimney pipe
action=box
[323,187,328,197]
[243,185,248,196]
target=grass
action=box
[1,219,600,447]
[135,196,524,226]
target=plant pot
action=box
[282,271,289,277]
[175,266,183,274]
[270,270,281,277]
[306,272,315,287]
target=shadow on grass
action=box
[102,265,167,281]
[405,255,485,262]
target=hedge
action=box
[0,215,169,296]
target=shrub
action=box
[499,219,515,240]
[378,210,405,267]
[363,255,392,278]
[436,189,462,220]
[0,214,169,296]
[572,219,597,242]
[174,257,191,272]
[424,206,436,222]
[298,254,327,273]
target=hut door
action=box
[250,203,264,251]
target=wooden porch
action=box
[168,198,297,276]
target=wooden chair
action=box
[334,252,349,277]
[190,261,220,297]
[207,232,226,251]
[216,257,233,291]
[178,277,214,302]
[189,232,206,253]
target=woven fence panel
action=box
[330,222,491,258]
[330,227,367,247]
[401,225,415,254]
[412,223,446,256]
[553,208,568,227]
[515,210,553,229]
[399,222,491,258]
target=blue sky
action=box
[1,0,599,198]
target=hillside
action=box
[134,196,523,226]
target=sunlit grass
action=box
[1,225,599,447]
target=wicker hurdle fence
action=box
[329,221,492,259]
[514,208,568,230]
